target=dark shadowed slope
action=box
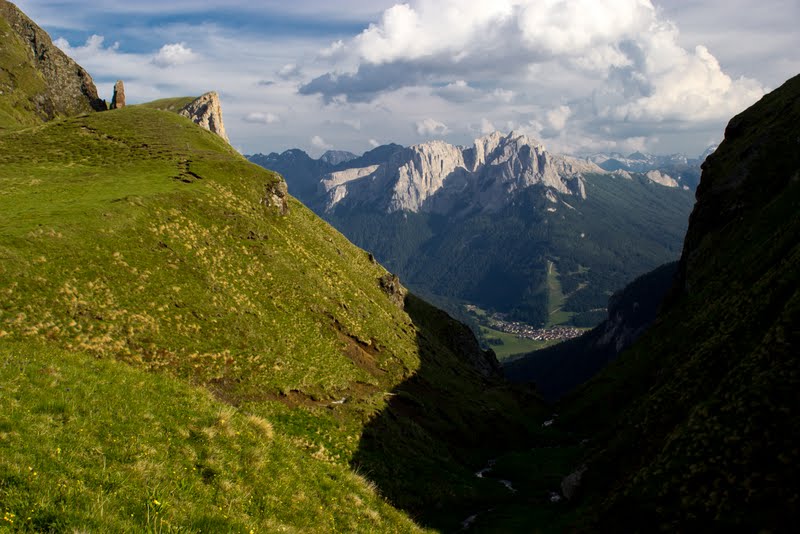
[561,73,800,531]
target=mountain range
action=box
[587,146,716,190]
[249,133,695,330]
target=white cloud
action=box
[277,63,302,79]
[318,39,345,59]
[55,34,118,55]
[301,0,765,126]
[243,112,281,124]
[546,105,571,131]
[369,138,380,147]
[489,89,515,103]
[152,42,196,68]
[433,80,478,102]
[36,0,793,157]
[605,41,765,122]
[480,118,496,135]
[415,118,449,137]
[311,135,332,150]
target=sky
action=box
[15,0,800,157]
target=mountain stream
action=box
[459,458,516,530]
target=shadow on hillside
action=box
[349,293,546,530]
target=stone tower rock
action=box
[110,80,125,109]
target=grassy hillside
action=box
[559,74,800,530]
[0,341,424,533]
[0,104,545,530]
[140,97,198,113]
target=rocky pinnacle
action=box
[110,80,125,109]
[179,92,229,143]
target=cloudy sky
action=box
[15,0,800,157]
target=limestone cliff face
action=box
[390,140,467,212]
[320,131,604,213]
[0,0,106,119]
[179,91,229,142]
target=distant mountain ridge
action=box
[249,133,694,328]
[249,137,713,210]
[319,149,358,166]
[318,131,604,214]
[250,132,702,214]
[587,146,716,190]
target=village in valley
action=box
[465,305,586,342]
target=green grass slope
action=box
[0,341,423,533]
[560,74,800,530]
[0,105,544,530]
[140,97,198,113]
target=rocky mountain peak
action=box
[470,130,506,168]
[389,139,467,211]
[320,150,357,166]
[178,91,228,142]
[0,0,106,123]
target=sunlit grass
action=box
[0,341,426,532]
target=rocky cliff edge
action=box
[178,91,229,143]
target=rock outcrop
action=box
[179,91,228,142]
[561,465,588,501]
[262,179,289,215]
[645,169,678,187]
[110,80,125,109]
[0,0,106,120]
[378,272,407,308]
